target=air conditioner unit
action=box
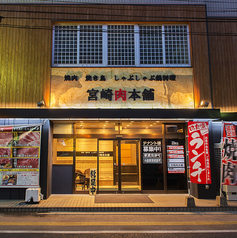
[25,188,42,203]
[223,185,237,201]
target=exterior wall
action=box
[208,18,237,112]
[0,0,237,17]
[0,4,211,108]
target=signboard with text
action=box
[142,139,162,164]
[188,121,212,184]
[167,144,185,174]
[221,123,237,186]
[0,125,41,188]
[51,68,193,109]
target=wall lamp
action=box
[37,100,45,108]
[200,101,209,108]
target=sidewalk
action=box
[0,194,237,213]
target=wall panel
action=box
[0,4,211,109]
[208,18,237,112]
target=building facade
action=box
[0,0,236,200]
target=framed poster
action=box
[0,125,41,188]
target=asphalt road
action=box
[0,211,237,237]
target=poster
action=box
[221,123,237,185]
[167,143,185,174]
[0,125,41,188]
[188,121,211,184]
[142,139,162,164]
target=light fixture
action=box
[200,101,209,108]
[37,100,45,108]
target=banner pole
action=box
[220,121,224,197]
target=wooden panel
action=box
[208,18,237,112]
[0,4,211,109]
[0,4,51,108]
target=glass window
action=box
[164,25,189,65]
[139,25,163,65]
[75,139,97,191]
[52,24,190,67]
[53,26,78,65]
[53,138,73,164]
[53,124,73,134]
[79,25,103,65]
[165,124,184,134]
[108,25,135,66]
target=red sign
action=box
[222,123,237,186]
[188,121,211,184]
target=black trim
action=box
[0,108,220,119]
[221,112,237,121]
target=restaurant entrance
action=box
[98,139,140,193]
[74,139,140,193]
[52,121,187,195]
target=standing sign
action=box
[89,168,97,195]
[0,125,41,188]
[188,121,212,184]
[221,123,237,185]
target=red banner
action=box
[188,121,212,184]
[222,123,237,186]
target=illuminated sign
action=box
[50,68,193,108]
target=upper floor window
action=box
[52,24,190,67]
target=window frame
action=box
[52,23,191,68]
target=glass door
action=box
[120,140,140,192]
[98,140,118,192]
[74,138,97,192]
[98,139,140,192]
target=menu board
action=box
[0,125,41,188]
[142,139,162,164]
[167,143,185,174]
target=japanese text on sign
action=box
[87,88,155,101]
[89,168,97,195]
[222,123,237,185]
[188,121,211,184]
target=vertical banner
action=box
[221,123,237,186]
[188,121,212,184]
[0,125,41,188]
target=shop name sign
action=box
[50,68,194,108]
[64,74,176,82]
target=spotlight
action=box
[37,100,45,108]
[200,101,209,108]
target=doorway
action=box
[98,139,141,193]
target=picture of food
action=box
[14,147,39,158]
[1,173,17,186]
[0,148,11,157]
[17,131,41,146]
[0,132,13,146]
[3,174,9,181]
[17,158,39,168]
[0,159,12,169]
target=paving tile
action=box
[0,194,237,212]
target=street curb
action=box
[1,206,237,213]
